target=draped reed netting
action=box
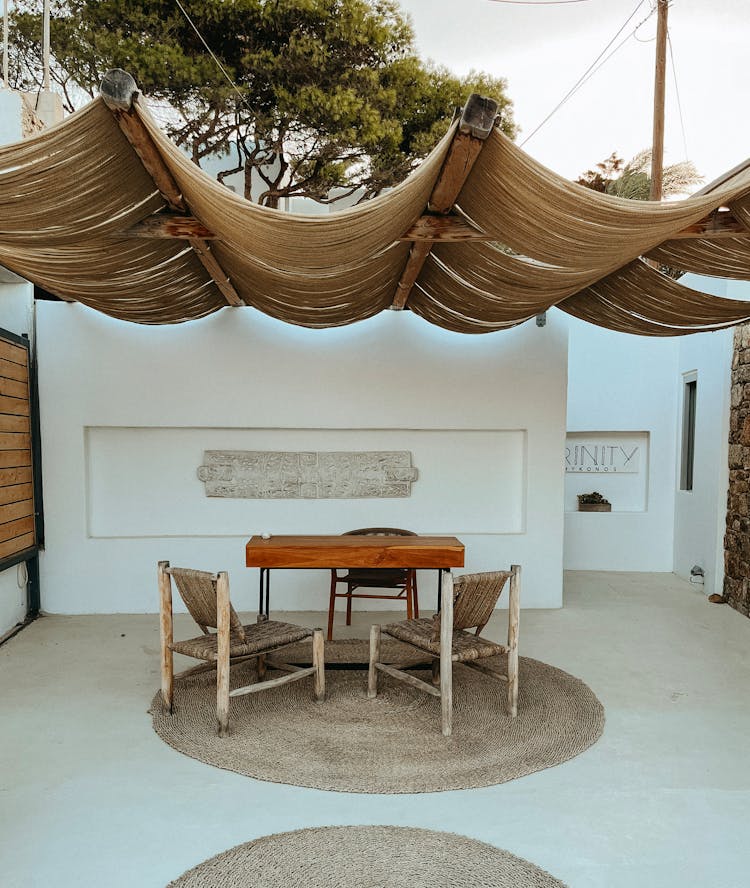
[0,101,223,322]
[0,92,750,333]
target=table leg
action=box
[258,568,271,618]
[436,569,442,611]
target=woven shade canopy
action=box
[2,69,750,335]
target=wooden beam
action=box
[670,209,750,240]
[123,213,216,240]
[188,239,244,306]
[123,205,745,246]
[393,242,432,309]
[101,70,186,214]
[399,214,491,242]
[100,69,244,307]
[399,208,750,246]
[391,94,498,310]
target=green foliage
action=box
[575,151,624,193]
[577,492,610,506]
[2,0,515,205]
[576,149,703,280]
[576,148,702,200]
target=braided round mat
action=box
[151,638,604,793]
[168,825,567,887]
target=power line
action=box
[667,30,690,160]
[571,4,658,98]
[520,0,649,147]
[174,0,256,116]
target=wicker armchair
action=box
[158,562,325,736]
[368,566,520,737]
[327,527,419,640]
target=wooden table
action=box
[246,534,464,617]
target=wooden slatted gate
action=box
[0,328,41,602]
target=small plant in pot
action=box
[577,491,611,512]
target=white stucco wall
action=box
[563,313,679,571]
[37,303,568,615]
[672,276,750,597]
[564,274,746,585]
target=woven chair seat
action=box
[384,618,508,663]
[171,620,312,661]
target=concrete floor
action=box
[1,571,748,888]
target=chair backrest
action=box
[168,567,245,639]
[343,527,417,536]
[432,570,512,638]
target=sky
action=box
[397,0,749,189]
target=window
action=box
[680,374,697,491]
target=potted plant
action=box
[577,491,611,512]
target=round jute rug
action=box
[168,825,568,887]
[151,639,604,793]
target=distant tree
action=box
[575,151,625,193]
[577,149,702,279]
[576,148,702,199]
[1,0,516,206]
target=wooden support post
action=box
[158,560,174,713]
[368,623,381,699]
[100,69,244,307]
[312,629,325,702]
[439,569,454,737]
[216,570,231,737]
[649,0,669,202]
[391,94,498,310]
[506,564,520,718]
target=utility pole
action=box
[649,0,669,201]
[35,0,62,126]
[42,0,50,90]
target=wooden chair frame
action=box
[158,561,325,737]
[327,527,419,640]
[368,565,520,737]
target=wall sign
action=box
[565,440,640,474]
[197,450,419,498]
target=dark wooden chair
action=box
[368,566,520,736]
[327,527,419,640]
[158,561,325,736]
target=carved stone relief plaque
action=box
[197,450,419,499]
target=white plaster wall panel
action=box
[672,275,749,597]
[86,427,525,537]
[37,303,567,613]
[0,561,26,636]
[563,313,679,571]
[565,432,649,512]
[0,89,23,146]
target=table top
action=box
[246,534,465,569]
